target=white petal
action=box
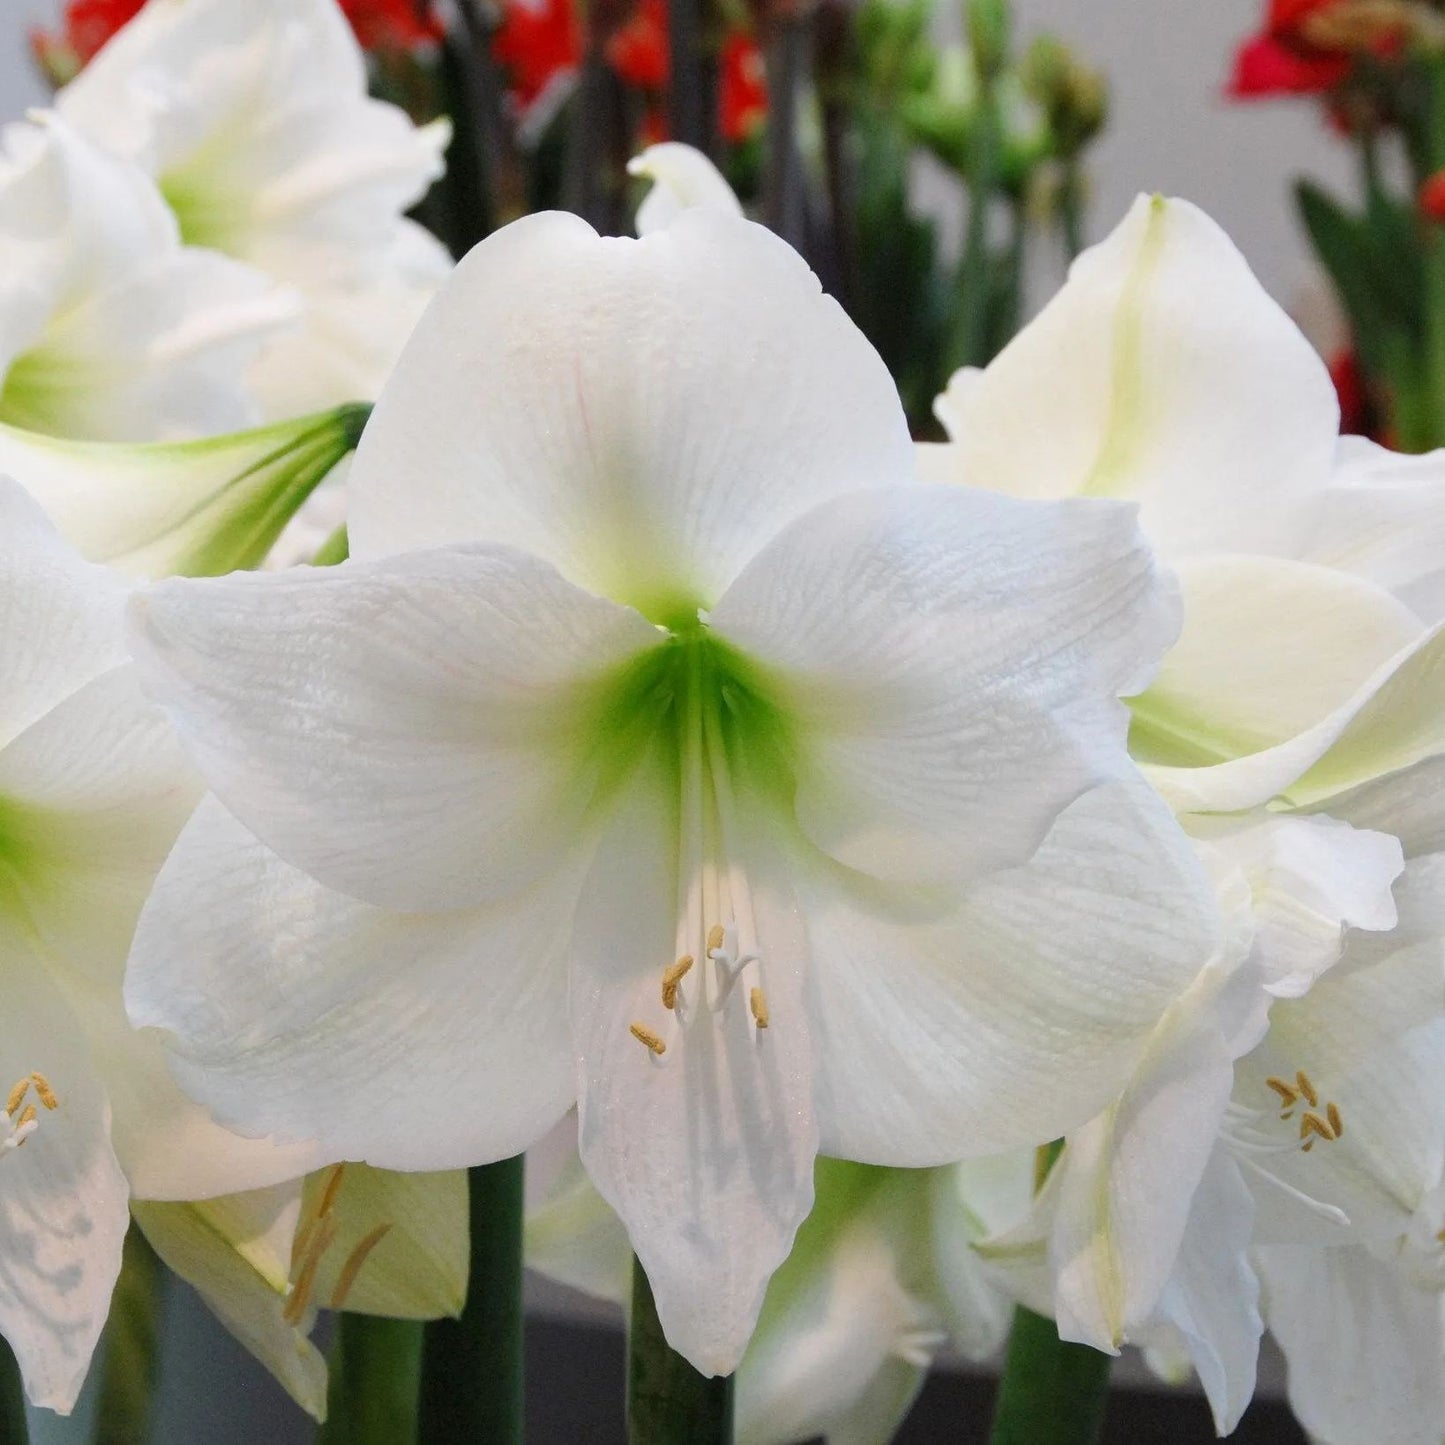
[348,209,914,617]
[924,195,1339,560]
[800,774,1219,1163]
[710,485,1178,885]
[0,936,129,1415]
[126,797,578,1172]
[1146,1151,1262,1436]
[571,752,818,1376]
[628,143,744,237]
[1131,556,1422,769]
[1257,1243,1445,1445]
[0,477,129,750]
[1319,756,1445,859]
[1304,435,1445,623]
[128,545,660,911]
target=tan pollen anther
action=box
[749,987,769,1029]
[1300,1111,1335,1145]
[329,1223,393,1311]
[630,1022,666,1056]
[29,1074,58,1111]
[4,1079,28,1118]
[284,1217,338,1326]
[1296,1070,1319,1108]
[1266,1076,1300,1107]
[707,924,725,954]
[1327,1101,1344,1138]
[661,956,694,1010]
[16,1106,36,1131]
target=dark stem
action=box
[946,68,1001,370]
[319,1314,424,1445]
[627,1257,733,1444]
[417,1156,526,1445]
[668,0,716,153]
[815,0,859,313]
[988,1306,1112,1445]
[95,1225,164,1445]
[1058,161,1085,261]
[0,1337,27,1445]
[763,19,811,255]
[436,23,498,255]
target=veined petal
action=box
[126,797,578,1171]
[0,933,129,1414]
[1256,1243,1445,1445]
[0,477,129,750]
[347,209,914,618]
[629,143,744,237]
[709,485,1177,885]
[1130,556,1423,770]
[923,195,1339,560]
[128,545,660,911]
[800,775,1219,1163]
[571,750,818,1376]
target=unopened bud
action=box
[967,0,1011,81]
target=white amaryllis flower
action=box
[0,478,320,1413]
[124,206,1218,1374]
[0,112,292,443]
[58,0,452,417]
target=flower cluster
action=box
[1,3,1443,1442]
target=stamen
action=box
[316,1163,348,1221]
[4,1079,28,1117]
[1327,1102,1344,1138]
[1299,1111,1335,1144]
[661,956,693,1011]
[1296,1070,1319,1108]
[329,1223,393,1310]
[707,924,725,955]
[1302,1139,1314,1153]
[630,1022,667,1056]
[29,1074,57,1111]
[283,1218,337,1326]
[1265,1076,1300,1106]
[749,987,769,1029]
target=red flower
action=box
[1228,0,1405,100]
[338,0,445,53]
[1329,347,1367,433]
[493,0,582,112]
[1420,169,1445,221]
[719,32,767,142]
[1229,32,1350,96]
[606,0,669,90]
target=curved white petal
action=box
[629,143,744,237]
[710,485,1178,885]
[926,195,1338,560]
[571,751,818,1376]
[800,774,1219,1163]
[1130,556,1423,770]
[1257,1243,1445,1445]
[348,209,914,617]
[128,545,660,912]
[0,935,129,1415]
[1319,755,1445,859]
[126,797,578,1172]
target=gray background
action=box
[0,0,1323,1438]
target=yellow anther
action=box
[661,956,694,1010]
[4,1079,28,1118]
[29,1074,57,1111]
[1296,1070,1319,1108]
[630,1022,666,1056]
[329,1223,393,1311]
[1327,1101,1344,1138]
[1299,1111,1335,1144]
[16,1106,36,1131]
[284,1218,338,1326]
[707,924,726,954]
[749,987,770,1029]
[1265,1076,1300,1106]
[316,1163,347,1221]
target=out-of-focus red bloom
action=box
[606,0,669,90]
[719,32,767,141]
[1329,347,1368,432]
[493,0,582,111]
[1230,32,1351,95]
[338,0,445,53]
[1420,169,1445,221]
[1228,0,1406,100]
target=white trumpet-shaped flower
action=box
[0,478,322,1413]
[58,0,452,417]
[124,206,1217,1374]
[0,113,292,443]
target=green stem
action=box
[417,1157,525,1444]
[0,1337,27,1445]
[310,525,350,567]
[318,1314,424,1445]
[1059,161,1086,261]
[627,1258,733,1444]
[947,65,1001,370]
[95,1225,164,1445]
[988,1306,1112,1445]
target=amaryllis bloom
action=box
[492,0,582,119]
[125,204,1217,1372]
[0,113,292,443]
[56,0,452,417]
[1228,0,1405,99]
[337,0,444,53]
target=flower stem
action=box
[0,1337,26,1445]
[319,1314,424,1445]
[988,1305,1112,1445]
[417,1156,525,1444]
[95,1225,164,1445]
[627,1257,733,1444]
